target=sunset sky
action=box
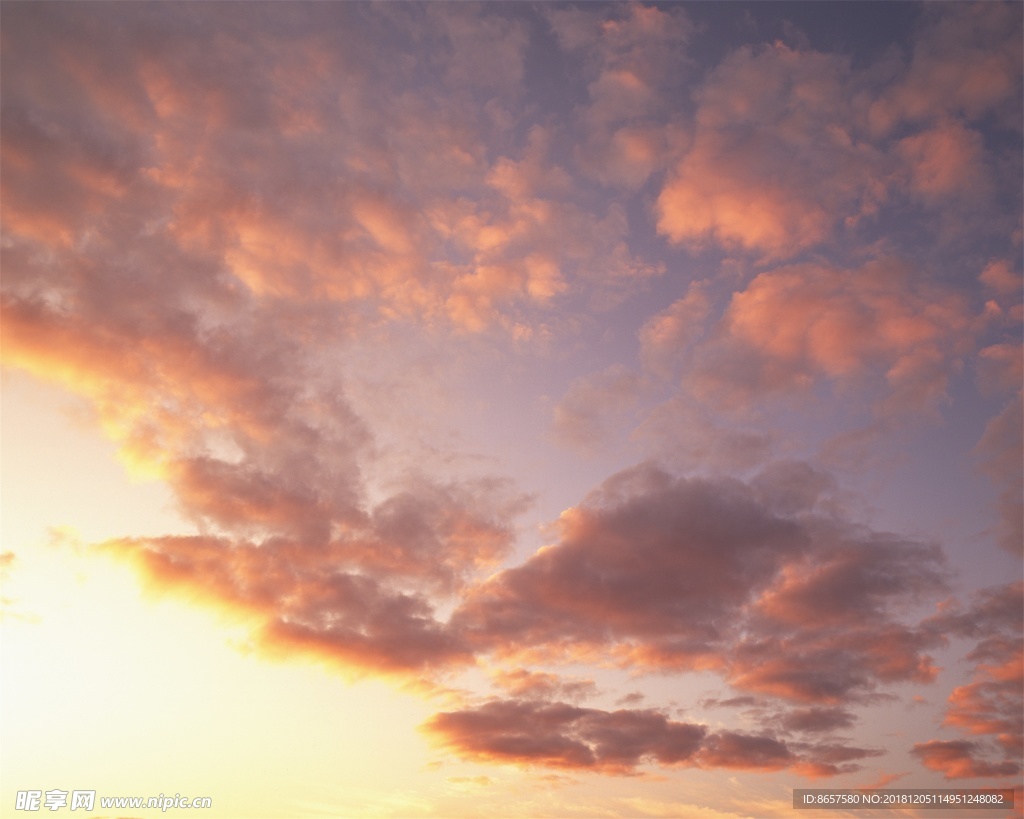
[1,2,1022,818]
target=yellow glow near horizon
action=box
[0,371,443,819]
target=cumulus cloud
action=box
[655,42,887,259]
[545,3,692,190]
[2,1,676,679]
[424,700,705,773]
[92,468,527,677]
[687,259,977,416]
[653,3,1020,261]
[2,2,661,353]
[896,119,991,205]
[454,461,947,704]
[868,2,1023,134]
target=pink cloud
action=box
[897,119,990,204]
[655,42,887,259]
[2,3,1019,791]
[911,740,1020,780]
[545,3,693,190]
[687,259,977,415]
[3,2,668,349]
[424,700,705,773]
[981,260,1023,297]
[868,3,1023,133]
[915,583,1023,779]
[638,282,711,378]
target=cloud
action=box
[424,700,705,773]
[896,118,990,204]
[3,2,664,353]
[911,740,1020,780]
[638,281,711,378]
[779,708,857,734]
[424,698,880,777]
[915,583,1023,779]
[490,669,598,703]
[454,463,807,670]
[654,4,1021,260]
[868,2,1023,134]
[2,3,1019,793]
[655,42,886,259]
[88,457,530,676]
[977,343,1023,396]
[102,534,473,677]
[975,397,1024,555]
[545,3,693,190]
[552,364,643,454]
[687,259,977,416]
[980,260,1024,298]
[632,397,778,473]
[454,461,947,704]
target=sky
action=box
[0,2,1021,818]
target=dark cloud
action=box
[424,700,701,772]
[454,463,808,668]
[779,707,857,734]
[425,699,880,777]
[455,461,947,704]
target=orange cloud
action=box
[688,259,977,415]
[911,740,1020,779]
[897,119,989,204]
[102,534,474,678]
[655,42,886,259]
